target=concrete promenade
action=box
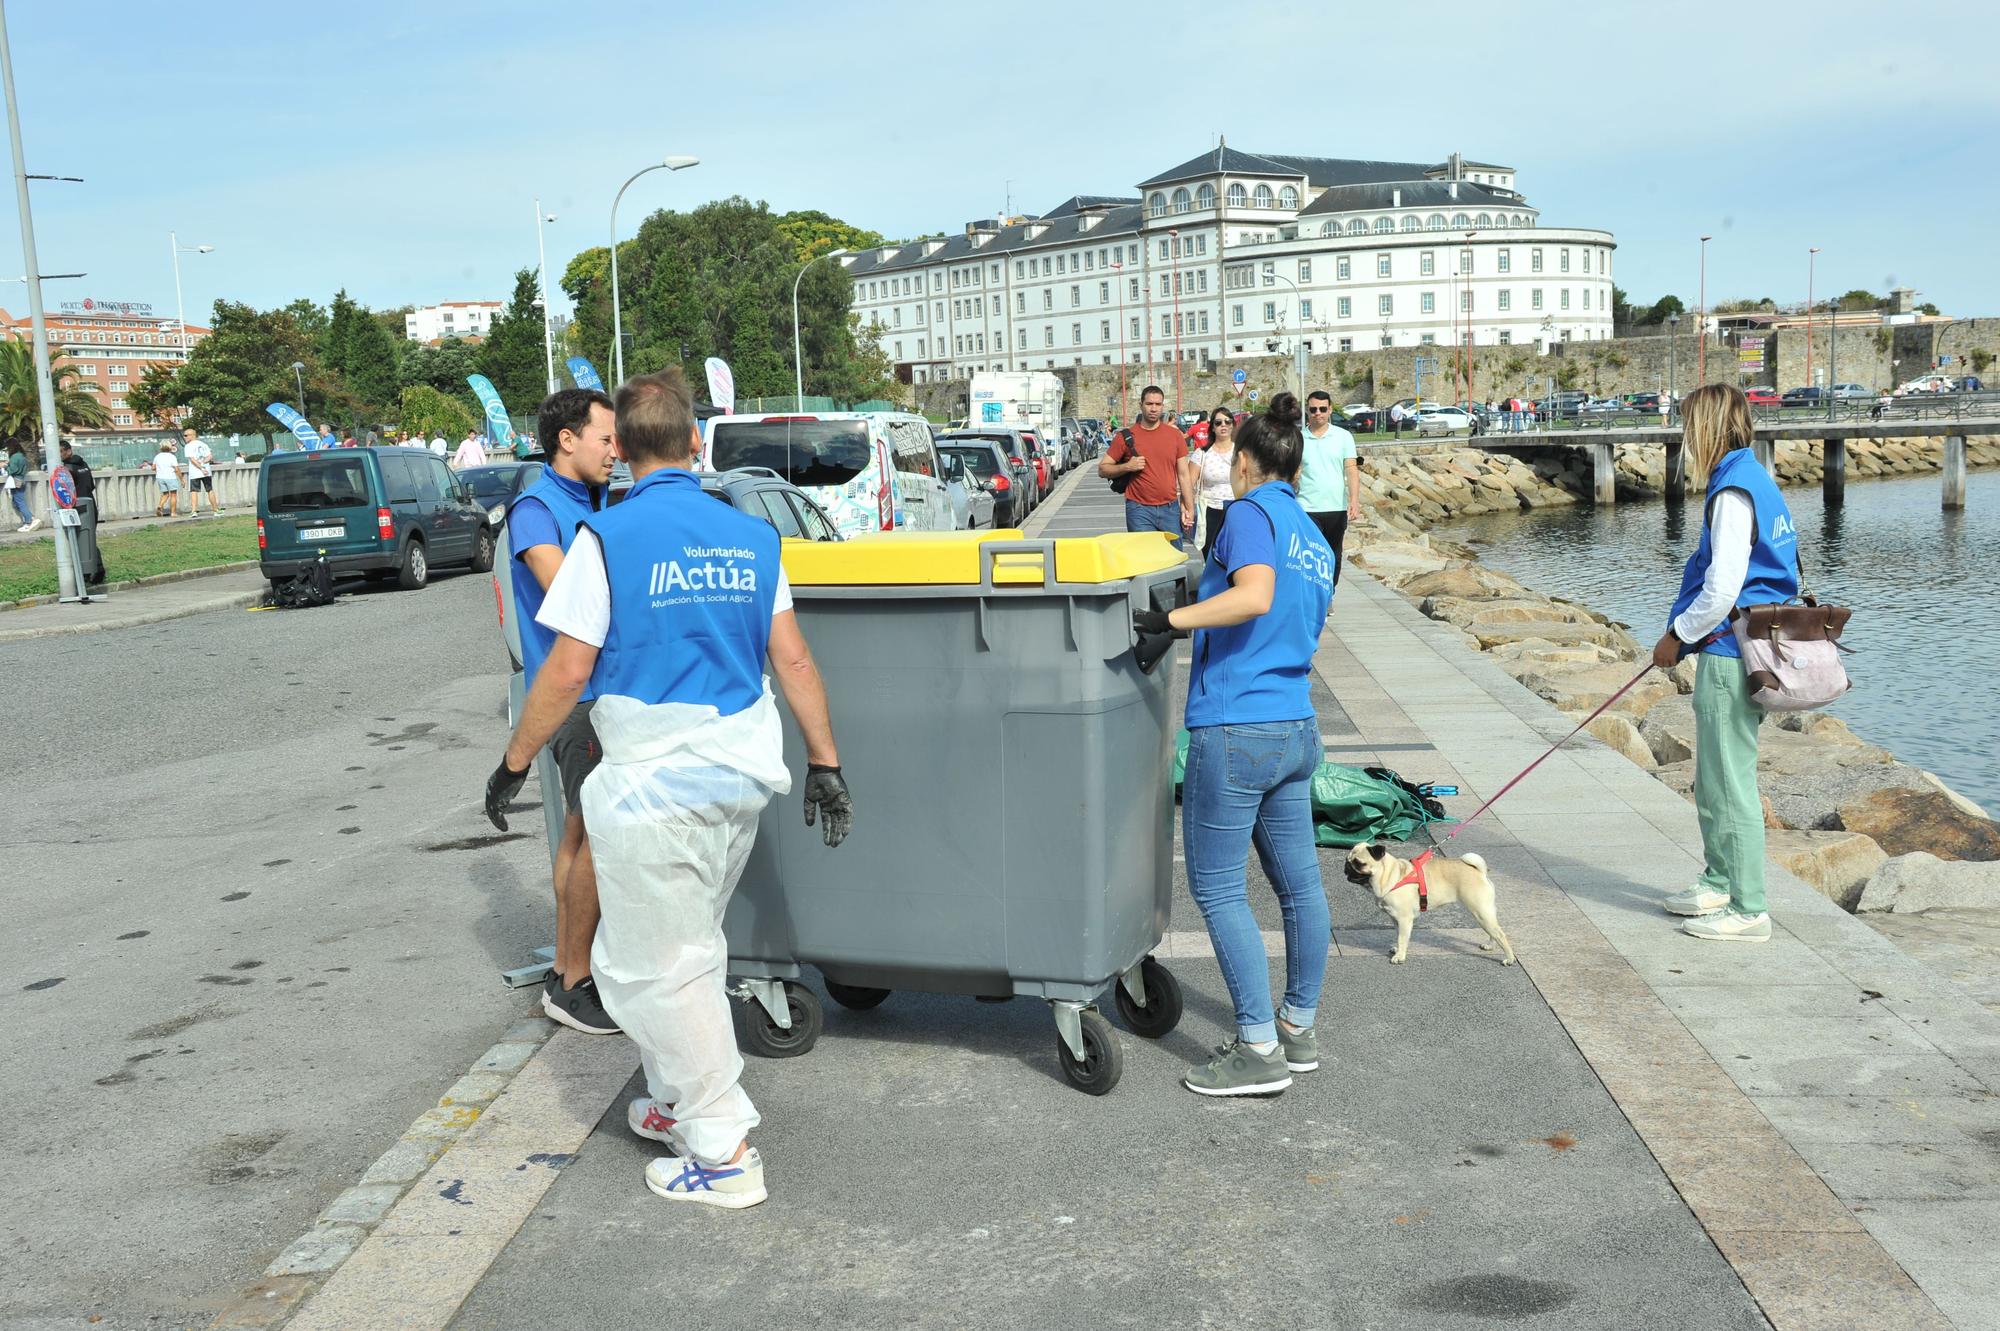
[252,466,1999,1331]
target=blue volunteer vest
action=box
[508,468,602,695]
[580,467,779,713]
[1668,447,1800,658]
[1186,481,1336,728]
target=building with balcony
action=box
[0,303,211,432]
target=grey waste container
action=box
[73,496,103,585]
[724,532,1195,1094]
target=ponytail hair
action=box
[1236,390,1305,482]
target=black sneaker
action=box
[541,970,620,1035]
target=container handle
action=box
[976,538,1058,591]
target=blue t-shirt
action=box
[507,494,561,556]
[1184,481,1335,728]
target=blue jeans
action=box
[7,486,30,525]
[1182,719,1329,1044]
[1124,498,1185,550]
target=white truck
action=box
[969,371,1066,472]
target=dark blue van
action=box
[258,446,494,591]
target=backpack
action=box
[1108,427,1137,494]
[268,556,337,609]
[1730,598,1851,711]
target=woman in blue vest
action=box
[1650,383,1799,943]
[1136,393,1336,1097]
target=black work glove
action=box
[803,764,853,849]
[1132,607,1177,637]
[484,756,530,832]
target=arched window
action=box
[1475,213,1492,227]
[1401,215,1420,232]
[1196,183,1216,210]
[1428,214,1446,230]
[1452,213,1470,227]
[1346,218,1367,235]
[1252,184,1274,207]
[1226,183,1247,207]
[1374,217,1394,233]
[1320,221,1339,237]
[1513,213,1525,227]
[1148,192,1166,218]
[1171,187,1191,214]
[1278,185,1300,210]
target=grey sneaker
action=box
[1183,1039,1293,1097]
[1276,1023,1319,1073]
[1683,910,1772,943]
[1664,884,1731,917]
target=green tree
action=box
[475,268,548,413]
[398,384,477,441]
[1612,285,1633,325]
[775,209,886,263]
[1836,288,1884,312]
[1649,294,1686,324]
[138,300,341,441]
[282,297,329,343]
[396,337,479,398]
[1918,302,1941,316]
[343,309,401,418]
[0,340,109,441]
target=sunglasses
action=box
[1307,406,1331,414]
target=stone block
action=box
[1857,852,2000,914]
[1396,562,1529,601]
[1838,788,2000,861]
[1765,829,1888,911]
[1639,693,1696,765]
[1574,711,1655,769]
[1514,658,1673,716]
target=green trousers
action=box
[1693,652,1767,915]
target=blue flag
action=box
[566,357,604,392]
[466,374,517,454]
[267,403,321,451]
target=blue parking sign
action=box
[1232,369,1247,385]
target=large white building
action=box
[845,145,1615,385]
[403,300,502,344]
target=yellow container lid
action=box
[782,529,1184,587]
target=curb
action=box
[204,1018,560,1330]
[0,583,266,643]
[0,558,259,613]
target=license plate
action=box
[299,525,345,540]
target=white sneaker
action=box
[1663,885,1731,917]
[627,1096,677,1146]
[14,523,30,533]
[1683,910,1772,943]
[645,1148,767,1209]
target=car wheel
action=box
[470,526,495,573]
[396,539,428,590]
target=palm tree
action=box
[0,337,111,442]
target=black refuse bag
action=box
[267,556,336,609]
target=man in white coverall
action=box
[484,366,853,1210]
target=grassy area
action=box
[0,515,258,603]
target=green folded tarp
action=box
[1172,728,1453,848]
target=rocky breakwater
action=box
[1342,518,2000,983]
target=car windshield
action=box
[266,455,370,512]
[709,419,871,488]
[460,466,521,503]
[940,446,1002,477]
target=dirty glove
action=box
[1132,607,1178,637]
[803,764,853,849]
[484,755,531,832]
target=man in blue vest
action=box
[507,387,619,1034]
[484,367,852,1210]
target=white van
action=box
[970,372,1065,473]
[702,411,952,537]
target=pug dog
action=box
[1344,843,1515,967]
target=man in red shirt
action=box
[1098,384,1193,550]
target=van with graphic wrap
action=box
[700,411,952,536]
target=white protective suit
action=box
[582,689,792,1166]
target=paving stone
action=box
[282,1233,513,1331]
[1644,1135,1862,1233]
[1711,1232,1951,1331]
[1789,1138,2000,1203]
[375,1148,581,1238]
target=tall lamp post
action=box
[1167,228,1184,412]
[169,232,213,385]
[792,247,851,408]
[1111,259,1128,424]
[1804,245,1820,395]
[608,155,699,387]
[1667,312,1680,405]
[1262,268,1304,399]
[291,361,307,419]
[1697,234,1712,382]
[534,199,558,393]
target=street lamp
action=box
[1111,259,1128,423]
[291,361,307,419]
[1697,234,1712,381]
[1168,227,1184,411]
[1262,267,1305,399]
[1805,246,1820,393]
[169,232,213,371]
[534,199,558,393]
[608,155,699,387]
[1667,312,1680,404]
[792,247,850,408]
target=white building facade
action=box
[403,300,502,343]
[844,147,1615,385]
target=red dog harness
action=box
[1391,849,1435,912]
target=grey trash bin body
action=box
[725,533,1194,1093]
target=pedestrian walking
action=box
[1296,390,1362,585]
[429,431,448,458]
[57,440,103,582]
[483,366,854,1209]
[316,424,337,452]
[182,427,219,515]
[506,387,621,1035]
[5,441,35,531]
[1389,400,1407,438]
[151,440,183,517]
[1098,384,1193,550]
[1650,383,1799,943]
[1182,407,1237,559]
[1133,392,1336,1097]
[453,430,487,470]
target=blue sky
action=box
[2,0,1992,325]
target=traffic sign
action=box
[1231,369,1246,385]
[49,466,75,509]
[1248,388,1260,403]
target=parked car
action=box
[1412,406,1477,435]
[1781,386,1827,407]
[1742,387,1780,406]
[258,445,494,592]
[1831,383,1872,400]
[1341,402,1372,416]
[1018,429,1055,498]
[1346,407,1382,433]
[939,451,995,530]
[1173,410,1203,433]
[1539,391,1591,420]
[939,429,1038,519]
[458,461,547,525]
[1896,374,1954,395]
[937,440,1018,527]
[701,410,951,536]
[1076,418,1108,456]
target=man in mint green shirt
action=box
[1297,390,1361,583]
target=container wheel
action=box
[737,980,822,1058]
[1056,1009,1123,1095]
[1113,956,1183,1039]
[823,979,890,1010]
